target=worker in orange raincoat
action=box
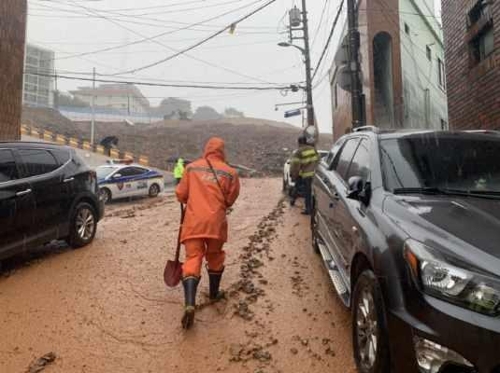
[175,137,240,330]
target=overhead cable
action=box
[111,0,278,75]
[311,1,344,81]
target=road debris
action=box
[26,352,56,373]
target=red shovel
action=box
[164,203,185,288]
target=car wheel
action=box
[101,188,112,204]
[352,270,390,373]
[68,202,97,248]
[311,202,320,254]
[149,183,160,198]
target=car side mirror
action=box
[113,173,122,179]
[347,176,371,205]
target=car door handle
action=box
[63,177,75,183]
[16,189,32,197]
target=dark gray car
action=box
[312,127,500,373]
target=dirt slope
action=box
[22,107,334,174]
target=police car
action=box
[97,162,164,204]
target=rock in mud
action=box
[26,352,56,373]
[253,349,272,362]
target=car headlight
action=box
[405,239,500,317]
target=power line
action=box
[311,1,344,82]
[41,0,268,62]
[32,0,253,17]
[56,0,279,84]
[30,1,280,31]
[112,0,278,76]
[27,72,292,91]
[28,66,299,86]
[310,0,329,48]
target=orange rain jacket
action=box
[175,138,240,243]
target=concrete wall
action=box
[442,0,500,130]
[399,0,448,129]
[0,0,27,140]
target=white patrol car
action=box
[97,164,164,203]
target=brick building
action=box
[0,0,27,140]
[330,0,448,139]
[442,0,500,130]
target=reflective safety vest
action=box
[290,145,320,180]
[174,159,185,179]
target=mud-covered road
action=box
[0,179,355,373]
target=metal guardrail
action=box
[21,124,150,166]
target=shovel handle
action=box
[174,204,185,263]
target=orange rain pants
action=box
[182,238,226,278]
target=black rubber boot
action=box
[181,276,200,330]
[208,268,225,301]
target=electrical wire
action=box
[111,0,278,75]
[27,72,292,91]
[30,1,280,32]
[310,0,329,48]
[41,0,268,62]
[54,0,281,84]
[311,1,344,82]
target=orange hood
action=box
[204,137,226,162]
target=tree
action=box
[193,106,222,121]
[224,107,244,118]
[151,97,192,119]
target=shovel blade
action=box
[164,260,183,288]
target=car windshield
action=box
[380,134,500,194]
[97,166,118,180]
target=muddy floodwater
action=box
[0,179,355,373]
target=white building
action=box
[71,84,150,114]
[23,44,55,107]
[399,0,448,130]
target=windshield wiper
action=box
[393,187,453,195]
[449,189,500,198]
[393,187,500,199]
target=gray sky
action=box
[27,0,439,134]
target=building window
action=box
[471,26,495,64]
[441,119,448,130]
[468,0,491,27]
[438,58,446,89]
[404,23,410,35]
[467,0,494,66]
[426,45,432,61]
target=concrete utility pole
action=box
[301,0,314,129]
[347,0,365,128]
[90,67,96,146]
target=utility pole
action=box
[301,0,314,129]
[347,0,365,128]
[90,67,96,146]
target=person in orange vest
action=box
[175,137,240,330]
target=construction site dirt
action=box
[0,179,355,373]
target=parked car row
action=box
[0,142,165,264]
[311,127,500,373]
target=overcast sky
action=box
[27,0,440,134]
